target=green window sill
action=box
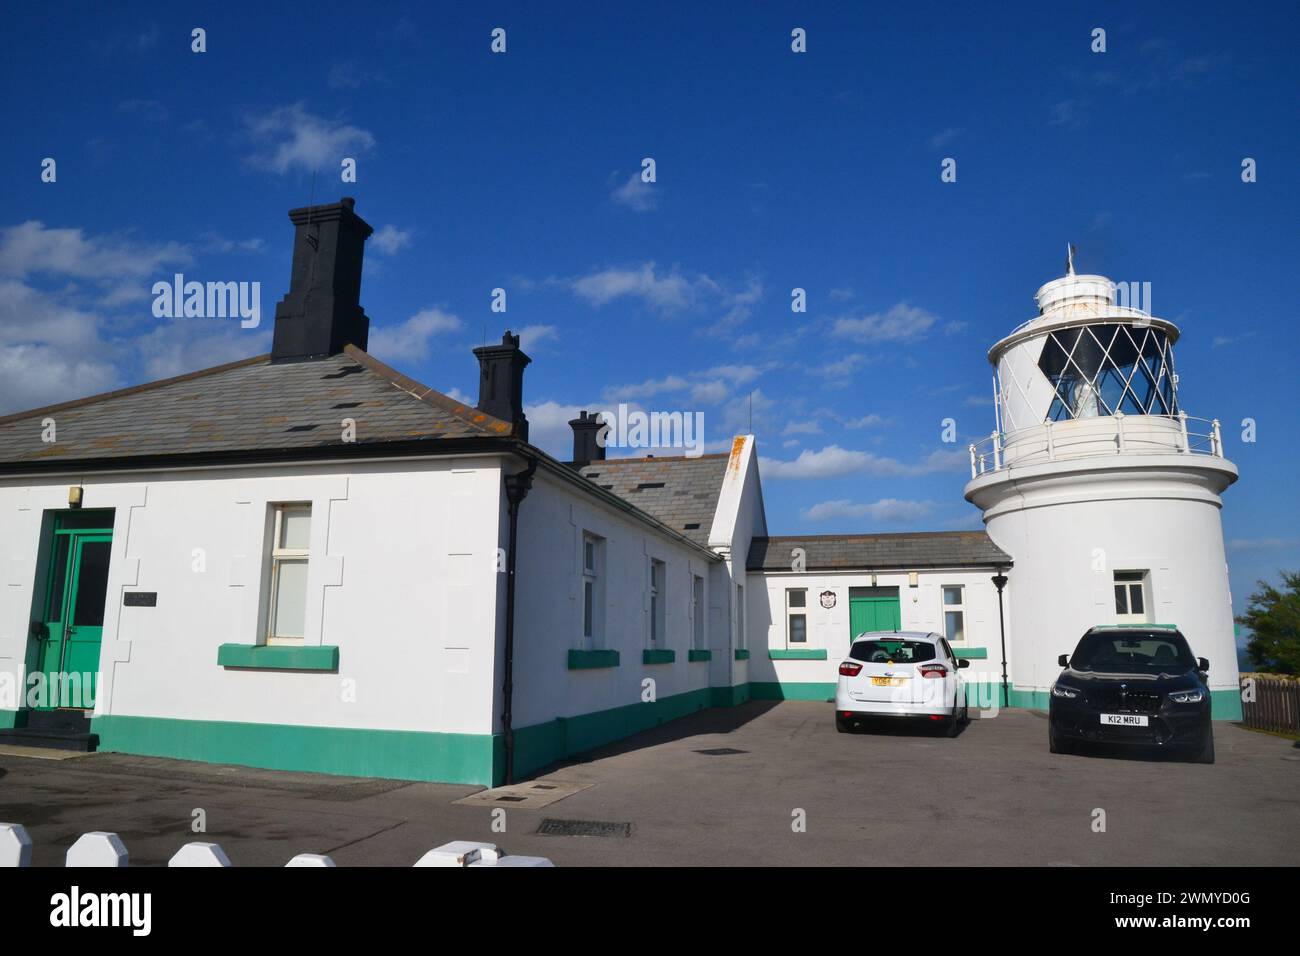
[642,649,675,665]
[734,649,750,660]
[768,648,828,660]
[568,649,620,670]
[688,650,712,662]
[953,647,988,659]
[217,643,339,672]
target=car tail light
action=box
[839,662,863,676]
[919,664,948,679]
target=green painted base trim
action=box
[952,647,988,659]
[508,686,713,784]
[91,714,495,785]
[734,649,750,660]
[710,684,750,708]
[750,681,836,701]
[0,709,17,730]
[568,649,620,670]
[687,649,712,662]
[768,648,828,660]
[1210,688,1243,721]
[217,643,339,672]
[642,649,675,665]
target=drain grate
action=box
[694,747,748,756]
[495,795,527,802]
[537,818,632,838]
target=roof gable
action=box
[576,454,729,546]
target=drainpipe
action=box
[991,570,1009,709]
[501,455,537,786]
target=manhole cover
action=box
[694,747,748,756]
[537,818,632,838]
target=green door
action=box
[849,587,902,639]
[34,517,113,710]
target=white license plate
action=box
[1100,713,1149,727]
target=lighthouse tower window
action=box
[1037,324,1177,422]
[1113,570,1150,623]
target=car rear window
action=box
[1069,632,1196,673]
[850,640,936,664]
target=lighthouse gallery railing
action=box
[968,412,1224,479]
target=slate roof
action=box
[0,346,514,470]
[576,453,730,546]
[747,532,1011,571]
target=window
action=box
[692,574,706,650]
[649,559,666,647]
[266,504,310,643]
[942,585,965,642]
[736,583,745,649]
[582,533,604,648]
[1114,570,1149,622]
[786,588,808,645]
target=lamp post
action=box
[991,570,1009,709]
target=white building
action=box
[0,203,1241,786]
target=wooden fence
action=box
[1240,674,1300,735]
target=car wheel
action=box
[1194,726,1215,764]
[945,702,961,738]
[835,716,851,734]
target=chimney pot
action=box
[270,197,374,363]
[569,409,606,464]
[473,330,531,439]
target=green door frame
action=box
[32,511,114,711]
[849,587,902,639]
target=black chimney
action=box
[569,410,606,464]
[270,197,374,363]
[473,331,531,439]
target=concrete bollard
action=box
[414,840,500,867]
[168,842,232,867]
[66,832,129,867]
[285,853,336,867]
[0,823,33,867]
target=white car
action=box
[835,630,970,736]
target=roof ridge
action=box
[0,353,270,427]
[342,344,514,436]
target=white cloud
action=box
[611,171,658,212]
[515,324,559,351]
[0,343,118,413]
[245,103,375,174]
[832,303,940,344]
[0,220,190,280]
[525,399,589,459]
[928,128,962,149]
[569,263,698,311]
[761,444,967,479]
[801,498,937,523]
[843,413,887,429]
[370,225,412,255]
[367,307,462,361]
[1227,537,1300,552]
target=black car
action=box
[1048,626,1214,763]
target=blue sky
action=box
[2,2,1297,637]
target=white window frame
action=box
[941,585,966,643]
[1113,570,1150,623]
[265,503,311,645]
[582,533,604,649]
[785,587,808,647]
[692,574,706,651]
[649,558,666,647]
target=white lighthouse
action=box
[965,254,1241,718]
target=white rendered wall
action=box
[747,569,1008,691]
[507,467,718,731]
[971,459,1239,699]
[0,456,504,735]
[707,436,766,691]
